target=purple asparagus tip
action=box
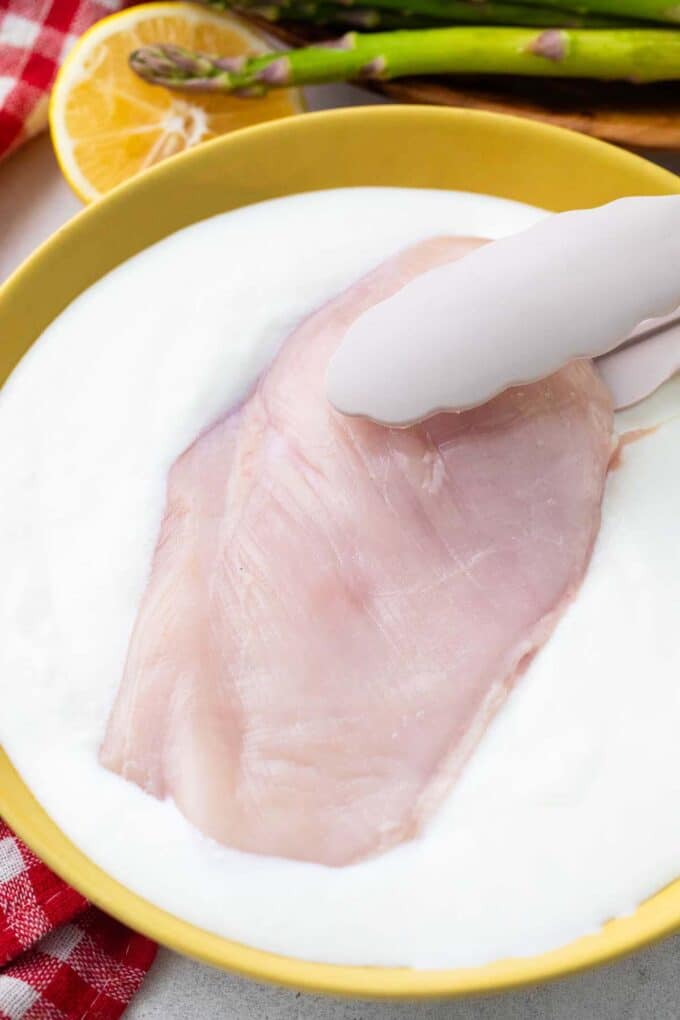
[130,44,222,84]
[129,46,175,81]
[162,45,212,74]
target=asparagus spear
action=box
[131,28,680,91]
[207,0,631,27]
[241,2,449,28]
[463,0,680,24]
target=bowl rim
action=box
[1,105,679,998]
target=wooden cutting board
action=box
[256,19,680,150]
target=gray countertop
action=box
[129,937,680,1020]
[2,112,678,1020]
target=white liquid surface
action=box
[0,188,678,970]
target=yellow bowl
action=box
[1,106,679,998]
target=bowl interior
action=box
[1,106,679,997]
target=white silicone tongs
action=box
[326,196,680,424]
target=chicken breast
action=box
[101,237,614,866]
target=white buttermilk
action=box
[0,189,678,969]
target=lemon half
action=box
[50,2,303,202]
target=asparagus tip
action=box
[129,46,174,83]
[130,44,218,83]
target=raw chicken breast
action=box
[101,237,614,866]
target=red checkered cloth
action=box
[0,0,131,160]
[0,819,156,1019]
